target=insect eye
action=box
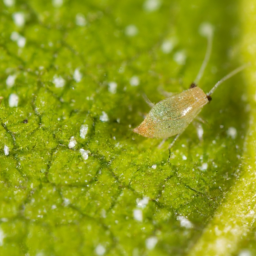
[189,83,197,89]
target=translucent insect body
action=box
[133,25,249,148]
[133,87,208,138]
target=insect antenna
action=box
[194,24,214,84]
[207,63,250,96]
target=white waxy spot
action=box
[80,148,90,160]
[197,124,204,140]
[75,14,87,26]
[100,111,109,122]
[95,244,106,256]
[10,32,20,41]
[17,36,26,48]
[161,39,176,54]
[0,229,5,246]
[125,25,138,37]
[10,32,26,48]
[4,145,9,156]
[199,163,208,171]
[35,252,46,256]
[143,0,161,11]
[73,69,82,82]
[63,198,70,206]
[9,93,19,107]
[238,250,252,256]
[80,124,88,139]
[3,0,15,7]
[133,209,143,221]
[52,0,63,7]
[145,237,158,250]
[6,75,16,87]
[199,22,214,37]
[53,75,65,88]
[182,155,187,160]
[68,136,77,149]
[137,197,149,208]
[182,106,192,116]
[151,164,157,169]
[108,82,117,94]
[227,127,237,139]
[215,238,228,253]
[177,216,193,228]
[130,76,140,86]
[35,252,44,256]
[101,209,106,218]
[249,210,255,216]
[13,13,25,27]
[173,51,186,65]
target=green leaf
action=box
[0,0,255,255]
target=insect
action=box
[133,25,249,149]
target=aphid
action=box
[133,24,249,148]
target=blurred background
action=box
[0,0,254,255]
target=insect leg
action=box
[142,93,155,107]
[196,116,207,124]
[158,138,167,148]
[158,87,175,98]
[168,134,181,149]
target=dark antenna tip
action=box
[207,95,212,102]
